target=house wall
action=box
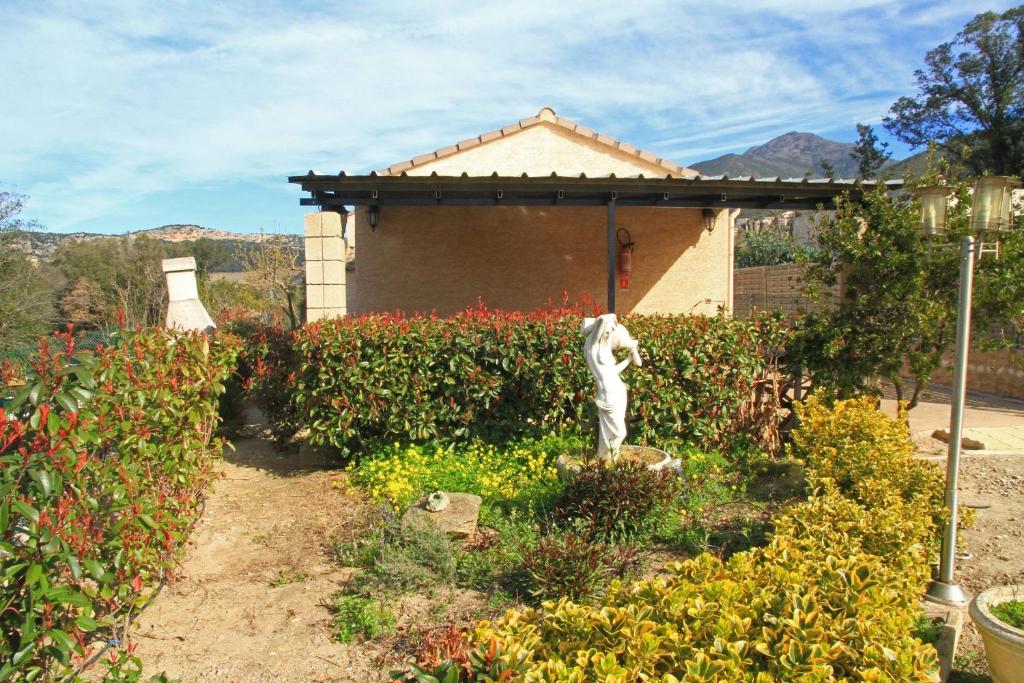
[347,205,731,316]
[403,122,687,177]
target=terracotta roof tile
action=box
[411,152,437,165]
[376,107,694,176]
[554,116,577,131]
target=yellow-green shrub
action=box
[452,398,943,682]
[790,396,946,541]
[349,441,561,507]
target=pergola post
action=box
[304,211,347,322]
[607,196,616,314]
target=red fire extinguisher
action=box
[617,228,634,290]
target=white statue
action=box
[581,314,642,461]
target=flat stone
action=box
[931,429,986,450]
[402,492,481,539]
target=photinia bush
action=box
[0,326,238,681]
[238,303,788,459]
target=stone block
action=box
[322,307,346,319]
[932,429,986,450]
[322,236,344,261]
[306,260,324,285]
[323,260,345,284]
[306,308,326,323]
[402,492,481,539]
[303,213,322,237]
[305,237,323,261]
[306,284,324,309]
[323,284,345,309]
[321,211,343,237]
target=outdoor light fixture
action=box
[702,208,716,232]
[367,205,380,231]
[970,176,1019,233]
[915,185,954,236]
[925,174,1021,608]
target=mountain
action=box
[690,132,862,179]
[13,224,302,269]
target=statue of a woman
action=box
[581,314,642,461]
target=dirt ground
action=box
[122,393,1023,683]
[948,453,1024,682]
[127,408,400,683]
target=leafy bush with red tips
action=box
[236,303,788,459]
[0,326,239,680]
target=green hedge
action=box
[0,327,239,680]
[239,306,788,458]
[445,397,944,681]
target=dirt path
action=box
[130,408,390,682]
[950,452,1024,681]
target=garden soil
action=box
[124,392,1024,682]
[124,406,402,682]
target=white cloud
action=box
[0,0,1014,231]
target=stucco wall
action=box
[404,122,686,178]
[348,205,731,316]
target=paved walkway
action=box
[880,382,1024,455]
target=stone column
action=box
[305,211,347,322]
[163,257,215,333]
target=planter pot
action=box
[969,585,1024,683]
[555,445,683,482]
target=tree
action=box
[0,192,58,353]
[850,123,891,178]
[242,233,303,328]
[53,235,180,329]
[791,165,1024,409]
[884,6,1024,177]
[735,231,799,268]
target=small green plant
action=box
[991,599,1024,630]
[554,459,680,542]
[914,615,945,645]
[270,569,308,587]
[333,515,456,594]
[330,594,396,644]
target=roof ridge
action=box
[376,107,694,177]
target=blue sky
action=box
[1,0,1016,235]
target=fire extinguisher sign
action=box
[619,276,630,290]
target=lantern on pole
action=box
[970,176,1019,234]
[915,185,954,236]
[925,175,1021,608]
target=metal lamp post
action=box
[922,176,1020,607]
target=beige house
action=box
[294,108,878,321]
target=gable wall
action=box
[405,124,681,178]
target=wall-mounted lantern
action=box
[970,176,1019,234]
[914,185,954,236]
[367,205,380,231]
[702,208,716,232]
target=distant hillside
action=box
[690,132,863,178]
[13,224,302,270]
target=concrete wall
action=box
[733,263,840,319]
[929,347,1024,400]
[348,205,731,316]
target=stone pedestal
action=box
[163,257,215,333]
[401,492,481,539]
